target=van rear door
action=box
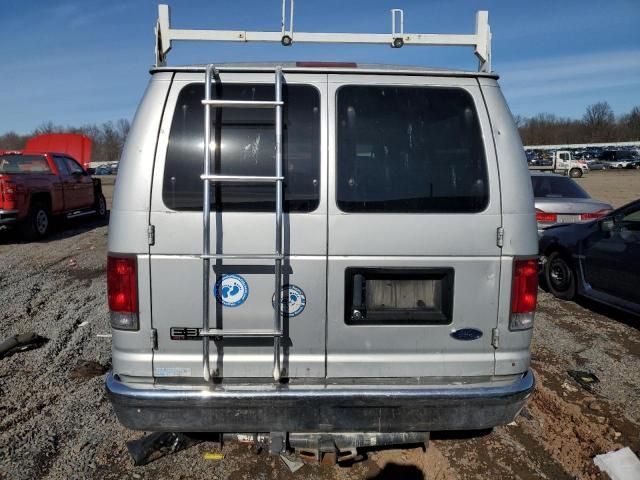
[149,72,327,379]
[326,75,502,378]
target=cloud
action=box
[46,1,130,28]
[498,50,640,100]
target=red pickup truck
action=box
[0,151,107,239]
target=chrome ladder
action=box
[200,64,285,382]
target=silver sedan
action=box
[531,172,613,234]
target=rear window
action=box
[531,176,590,199]
[163,83,320,212]
[336,86,488,213]
[0,154,52,174]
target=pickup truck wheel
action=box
[95,194,107,218]
[544,251,577,300]
[21,203,51,240]
[569,168,582,178]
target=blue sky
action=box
[1,0,639,134]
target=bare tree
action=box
[0,132,27,150]
[620,106,640,141]
[583,102,615,142]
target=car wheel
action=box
[544,251,577,300]
[95,194,108,219]
[21,202,51,240]
[569,168,582,178]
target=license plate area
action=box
[345,268,454,325]
[557,214,580,223]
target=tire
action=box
[95,194,107,219]
[544,251,577,300]
[21,202,51,240]
[569,168,582,178]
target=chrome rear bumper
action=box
[106,369,535,432]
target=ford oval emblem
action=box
[450,328,483,341]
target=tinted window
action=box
[531,176,590,199]
[64,157,84,174]
[621,203,640,231]
[163,84,320,212]
[336,86,488,213]
[0,154,52,174]
[53,156,69,175]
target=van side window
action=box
[163,83,320,212]
[336,86,489,213]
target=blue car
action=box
[539,199,640,315]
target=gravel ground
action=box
[0,171,639,479]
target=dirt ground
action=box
[0,171,639,480]
[575,170,640,208]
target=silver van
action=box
[106,5,538,458]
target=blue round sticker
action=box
[272,284,306,318]
[214,274,249,307]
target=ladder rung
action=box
[201,175,284,183]
[201,100,284,108]
[200,254,284,260]
[200,329,282,338]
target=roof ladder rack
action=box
[155,2,492,72]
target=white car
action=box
[605,160,634,169]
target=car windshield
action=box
[0,154,52,174]
[531,176,590,199]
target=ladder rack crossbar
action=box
[156,5,491,72]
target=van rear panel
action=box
[108,65,536,433]
[137,71,517,382]
[108,67,537,435]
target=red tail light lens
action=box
[580,209,612,221]
[510,258,538,331]
[0,179,17,206]
[511,259,538,314]
[107,256,138,313]
[535,210,557,223]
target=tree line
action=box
[1,101,639,158]
[516,102,640,146]
[0,120,130,164]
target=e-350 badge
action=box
[170,327,202,340]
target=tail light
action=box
[0,178,17,207]
[535,210,557,223]
[510,258,538,330]
[107,255,139,330]
[580,209,612,221]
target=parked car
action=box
[600,150,637,169]
[626,159,640,170]
[539,199,640,315]
[0,151,107,239]
[531,172,612,234]
[106,5,537,455]
[585,159,608,170]
[94,165,113,175]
